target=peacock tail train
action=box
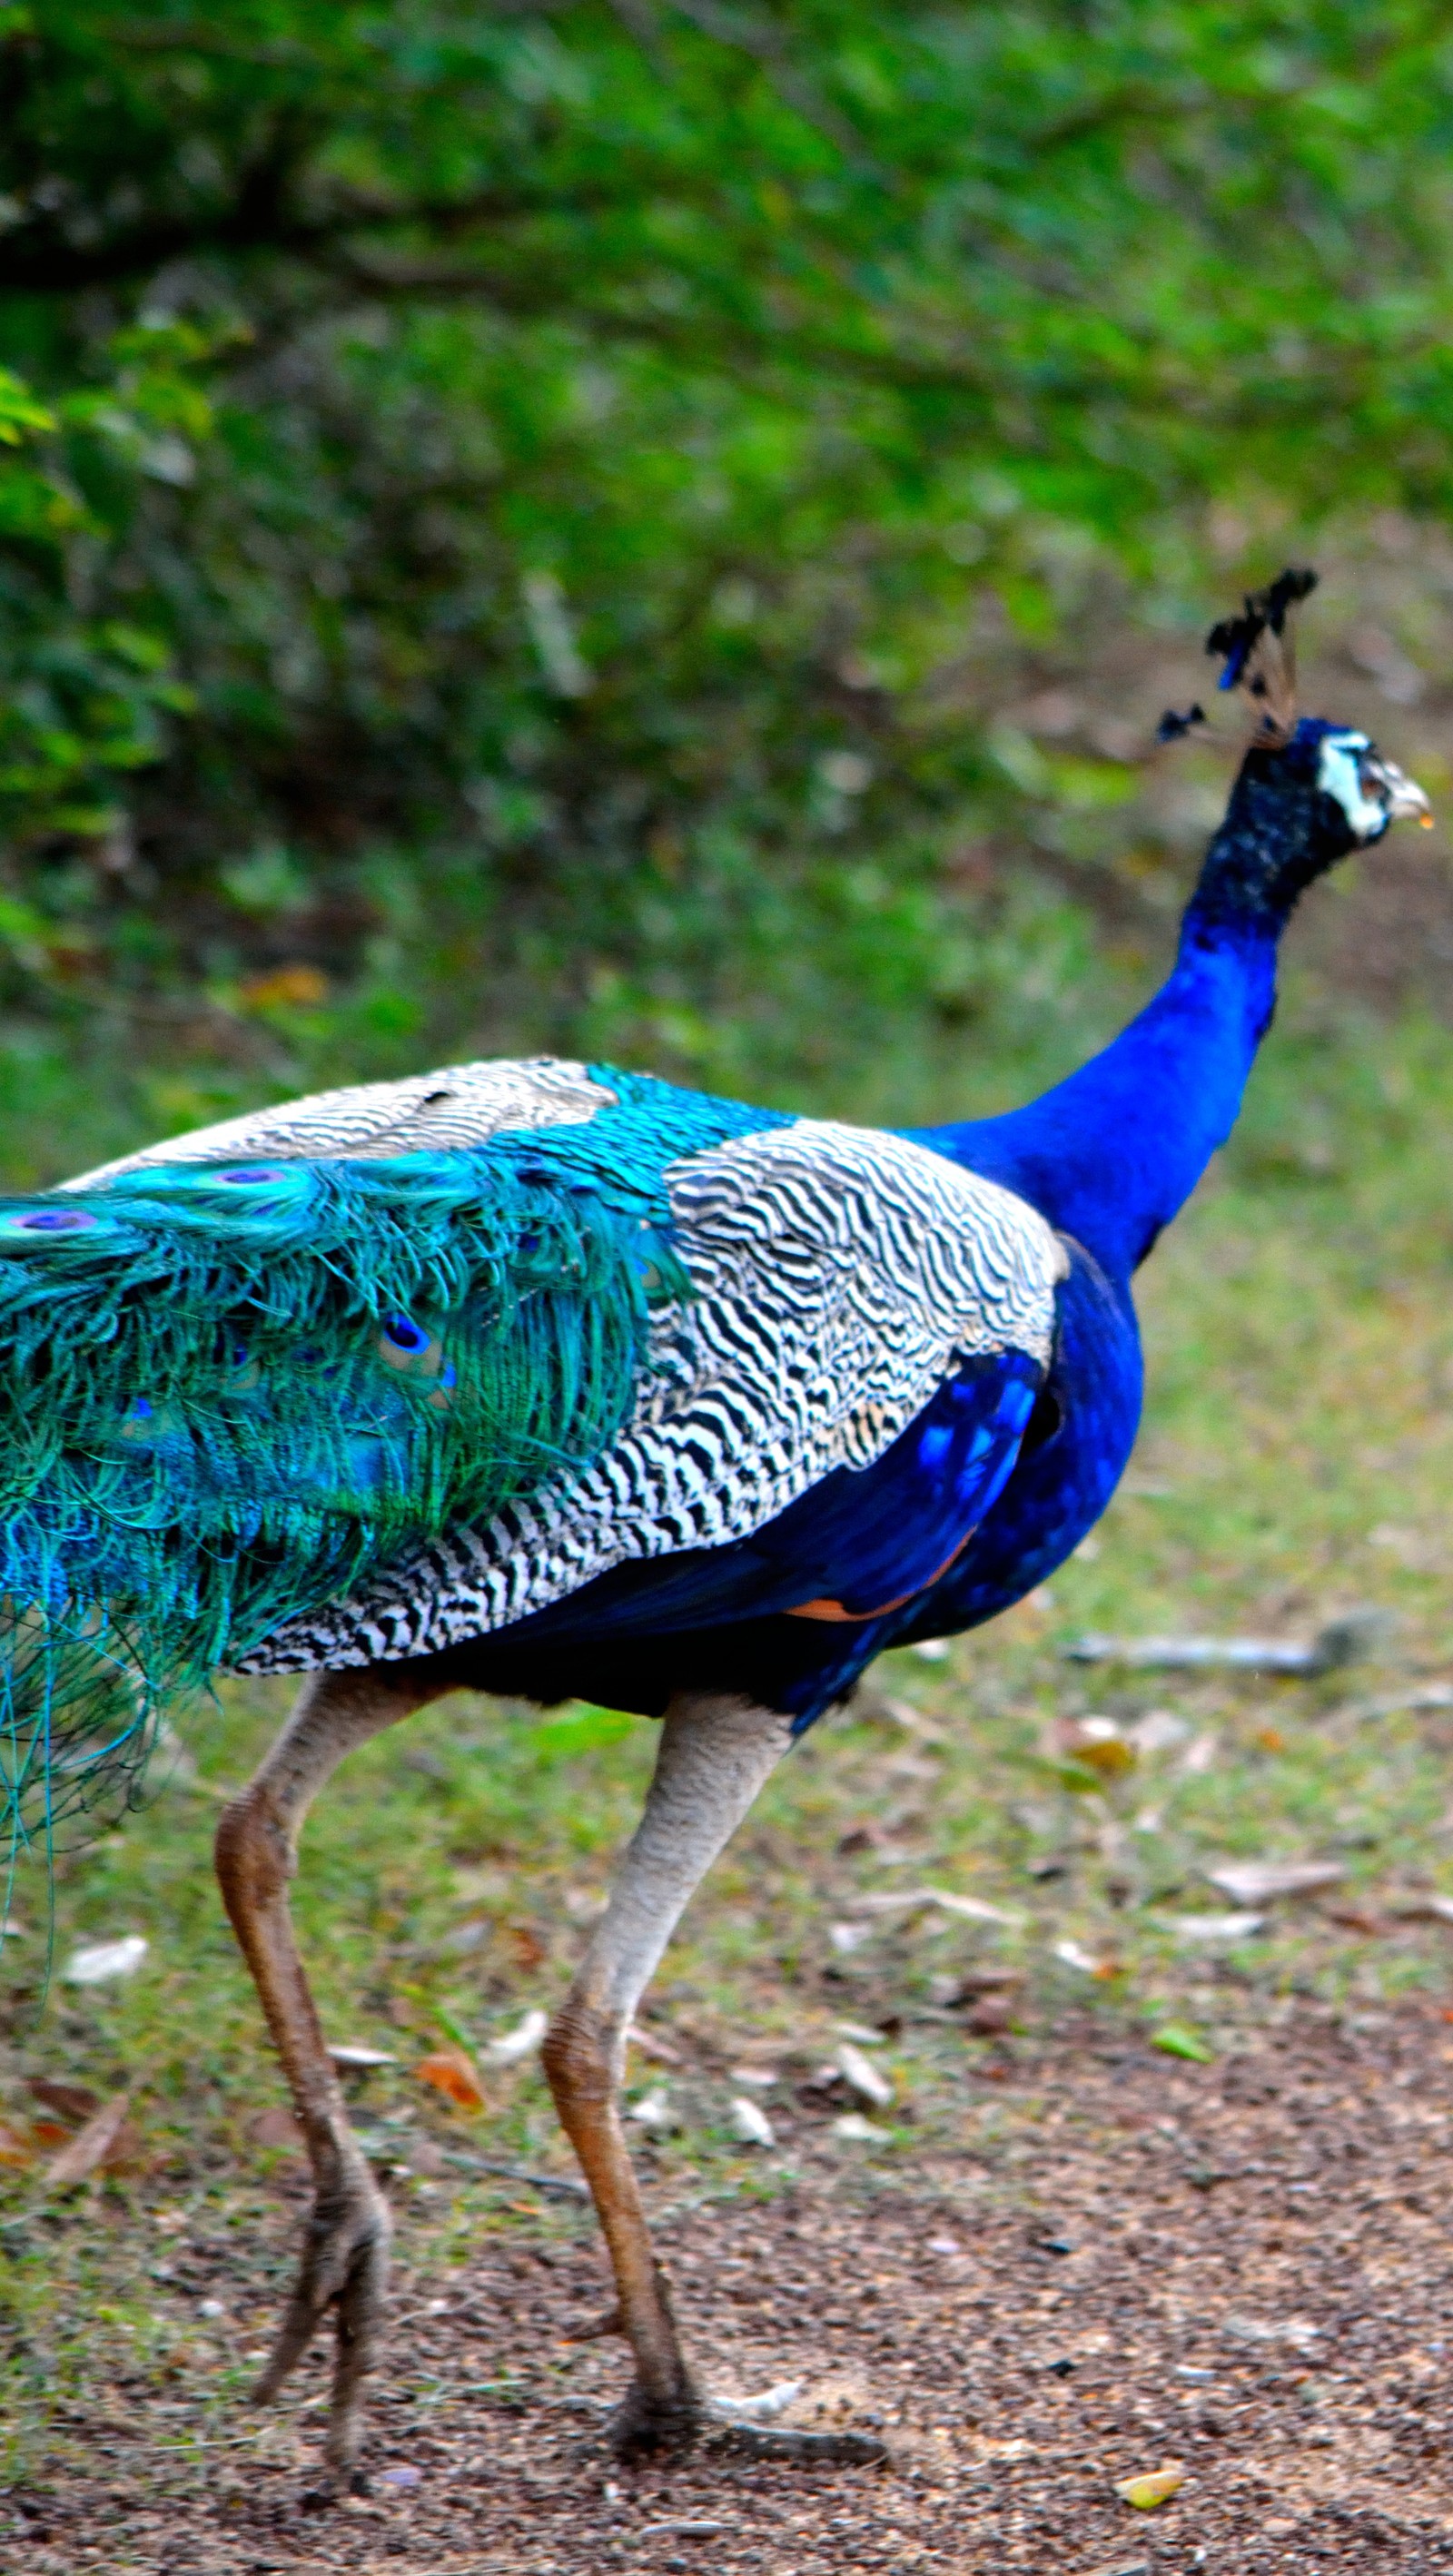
[0,1071,786,1865]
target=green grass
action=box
[6,982,1453,2482]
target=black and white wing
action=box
[240,1107,1066,1669]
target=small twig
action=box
[439,2149,588,2199]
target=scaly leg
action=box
[542,1691,885,2464]
[214,1663,444,2481]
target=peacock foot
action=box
[608,2368,708,2460]
[251,2153,392,2482]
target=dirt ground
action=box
[11,1999,1453,2575]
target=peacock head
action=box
[1176,569,1431,934]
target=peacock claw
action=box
[608,2374,707,2460]
[251,2160,391,2476]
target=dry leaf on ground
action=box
[625,2020,683,2065]
[61,1934,148,1986]
[729,2096,776,2147]
[1169,1911,1266,1943]
[1391,1891,1453,1924]
[29,2078,101,2121]
[412,2045,487,2112]
[1115,2462,1185,2510]
[44,2093,134,2186]
[836,2042,894,2107]
[1207,1860,1343,1904]
[626,2088,677,2135]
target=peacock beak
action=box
[1360,750,1433,829]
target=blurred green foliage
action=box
[4,2,1453,1074]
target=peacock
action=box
[0,573,1430,2482]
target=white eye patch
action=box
[1316,729,1387,840]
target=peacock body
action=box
[0,704,1429,1873]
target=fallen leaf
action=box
[1324,1904,1385,1934]
[836,2042,894,2108]
[829,1920,873,1954]
[1207,1860,1343,1905]
[626,2087,677,2135]
[1116,2462,1184,2510]
[965,1994,1014,2036]
[626,2021,683,2065]
[327,2042,397,2070]
[832,2112,888,2142]
[412,2046,487,2112]
[378,2463,422,2490]
[44,2093,133,2186]
[1253,1725,1285,1752]
[729,2095,776,2147]
[1167,1911,1266,1944]
[62,1934,148,1986]
[1390,1891,1453,1925]
[1055,1939,1107,1976]
[1045,1716,1137,1778]
[0,2119,32,2167]
[28,2078,102,2122]
[1151,2023,1215,2064]
[484,2008,547,2065]
[922,1887,1025,1927]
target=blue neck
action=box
[907,909,1280,1280]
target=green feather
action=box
[0,1068,788,1868]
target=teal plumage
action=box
[0,1071,786,1860]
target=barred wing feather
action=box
[247,1112,1066,1668]
[0,1057,1062,1852]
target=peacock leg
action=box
[214,1663,445,2482]
[542,1692,885,2465]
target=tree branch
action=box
[0,173,670,295]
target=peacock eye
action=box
[381,1314,430,1356]
[215,1165,286,1186]
[9,1209,97,1232]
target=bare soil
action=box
[11,2000,1453,2574]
